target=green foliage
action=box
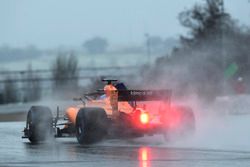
[179,0,231,46]
[83,37,108,54]
[23,64,42,102]
[146,0,250,100]
[52,52,79,91]
[3,77,19,104]
[0,45,42,62]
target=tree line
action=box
[0,53,79,104]
[142,0,250,101]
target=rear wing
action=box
[109,89,171,118]
[117,90,171,102]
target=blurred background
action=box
[0,0,249,120]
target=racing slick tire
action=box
[75,107,109,144]
[26,106,53,143]
[163,106,195,141]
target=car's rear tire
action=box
[163,106,195,141]
[181,106,195,134]
[75,107,109,144]
[26,106,53,143]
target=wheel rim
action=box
[77,119,84,141]
[78,126,83,135]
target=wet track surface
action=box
[1,122,250,167]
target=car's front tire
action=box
[26,106,53,143]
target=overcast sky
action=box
[1,0,249,49]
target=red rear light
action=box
[140,112,149,124]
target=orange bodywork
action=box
[66,107,79,124]
[66,84,134,125]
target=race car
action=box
[22,79,195,144]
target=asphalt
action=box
[1,122,250,167]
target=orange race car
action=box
[22,79,195,144]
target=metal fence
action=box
[0,66,140,103]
